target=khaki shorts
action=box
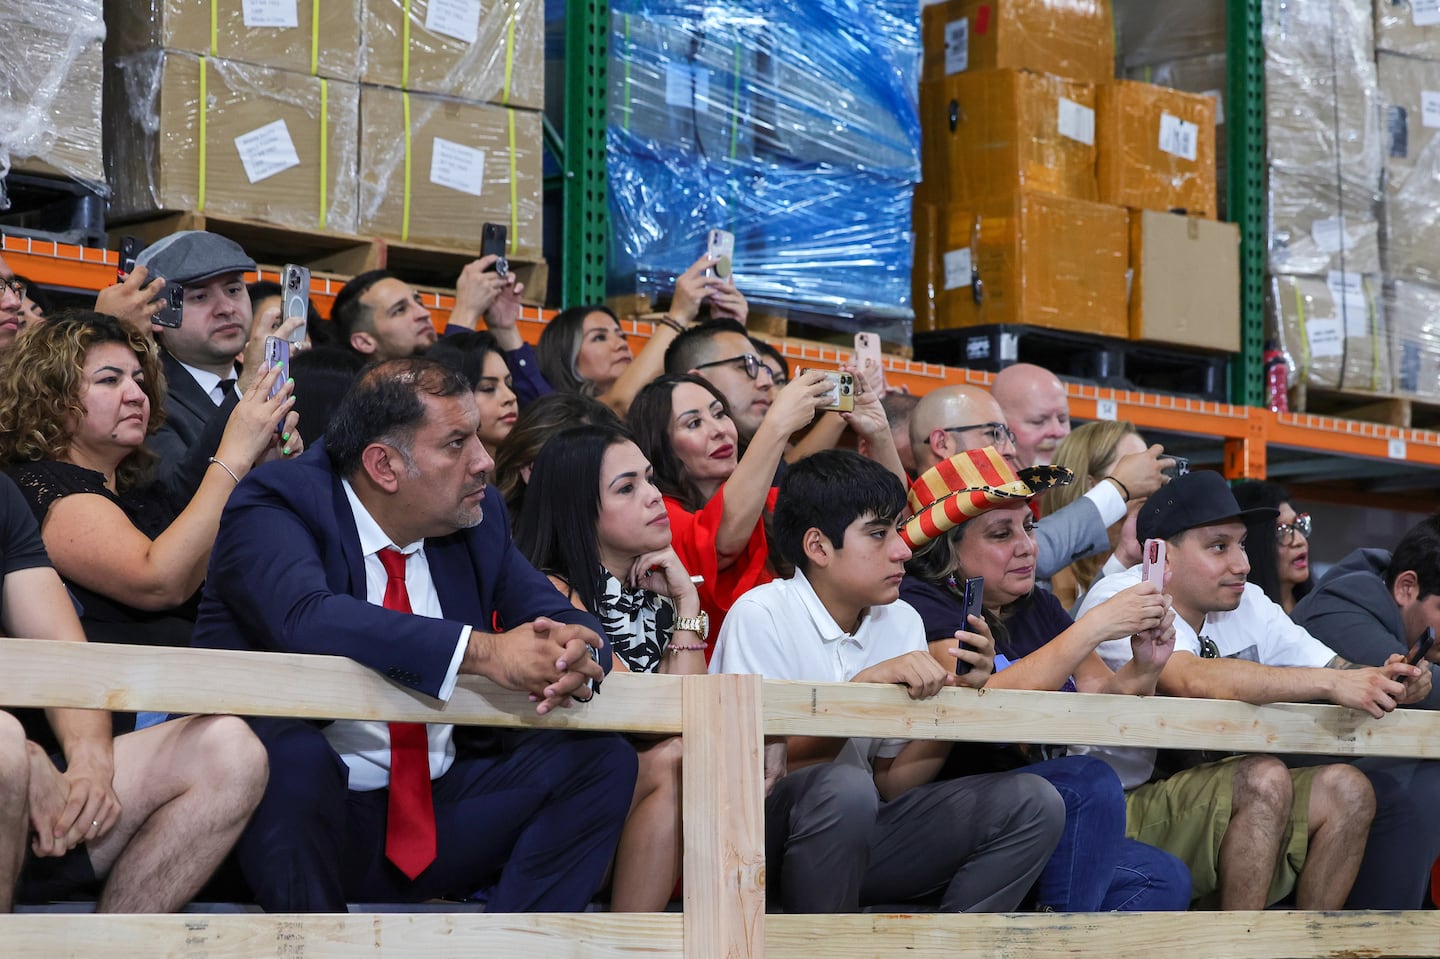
[1125,756,1319,908]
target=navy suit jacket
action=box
[193,441,609,699]
[148,350,239,509]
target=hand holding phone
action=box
[799,368,855,412]
[481,222,509,277]
[281,264,311,346]
[1408,627,1435,667]
[118,236,142,283]
[956,575,984,675]
[853,332,888,396]
[152,283,185,329]
[1142,539,1167,591]
[705,229,735,279]
[262,336,291,403]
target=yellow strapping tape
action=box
[502,0,517,106]
[310,0,321,76]
[402,91,413,243]
[508,107,519,242]
[1292,277,1310,380]
[319,79,329,229]
[210,0,218,55]
[402,0,412,90]
[198,56,209,211]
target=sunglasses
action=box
[1276,513,1312,546]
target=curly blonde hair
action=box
[0,311,167,492]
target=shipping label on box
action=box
[358,85,542,254]
[361,0,543,111]
[922,0,1113,84]
[1268,273,1390,393]
[1097,80,1217,218]
[104,51,360,234]
[1128,209,1239,351]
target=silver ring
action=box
[91,820,99,829]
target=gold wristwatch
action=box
[672,610,709,641]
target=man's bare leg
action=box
[1294,764,1374,910]
[1217,756,1292,910]
[0,712,30,913]
[86,715,267,913]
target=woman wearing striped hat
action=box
[898,446,1194,912]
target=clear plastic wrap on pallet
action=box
[362,0,544,111]
[1122,54,1228,217]
[606,135,914,343]
[1375,0,1440,61]
[1377,51,1440,285]
[1114,0,1225,69]
[1268,272,1392,394]
[0,0,105,186]
[1268,167,1382,275]
[607,0,920,179]
[1386,280,1440,402]
[104,50,360,234]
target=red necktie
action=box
[378,547,437,880]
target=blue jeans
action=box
[1028,755,1191,911]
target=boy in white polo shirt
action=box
[710,449,1064,913]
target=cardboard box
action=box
[933,191,1128,337]
[1268,272,1391,394]
[1378,51,1440,285]
[1123,53,1227,218]
[1268,167,1381,275]
[1129,210,1239,351]
[104,0,362,82]
[1096,80,1217,218]
[357,86,542,256]
[3,0,105,184]
[362,0,543,111]
[912,196,939,333]
[1387,280,1440,401]
[105,51,360,234]
[1376,0,1440,61]
[921,0,1114,85]
[920,69,1097,206]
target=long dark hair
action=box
[628,373,732,512]
[536,305,620,396]
[513,424,634,615]
[492,392,621,523]
[1232,480,1313,607]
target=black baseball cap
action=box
[1137,470,1278,542]
[133,231,256,287]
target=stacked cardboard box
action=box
[101,0,543,254]
[2,0,105,186]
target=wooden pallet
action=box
[1290,382,1440,430]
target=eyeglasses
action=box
[693,353,774,382]
[0,278,25,300]
[944,422,1017,448]
[1276,513,1312,546]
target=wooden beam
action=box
[0,638,682,734]
[764,912,1440,959]
[761,680,1440,759]
[682,674,765,959]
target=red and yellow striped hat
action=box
[899,447,1073,550]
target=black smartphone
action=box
[956,575,984,675]
[1408,627,1435,666]
[118,235,142,283]
[481,222,509,277]
[152,282,184,328]
[1162,455,1190,480]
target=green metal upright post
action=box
[1227,0,1266,408]
[562,0,611,308]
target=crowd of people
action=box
[0,230,1436,916]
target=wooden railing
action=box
[0,636,1437,959]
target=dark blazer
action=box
[148,350,239,506]
[193,441,609,698]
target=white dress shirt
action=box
[1083,477,1127,527]
[710,570,928,771]
[177,360,240,406]
[322,480,470,791]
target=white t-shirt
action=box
[1071,564,1337,789]
[710,569,928,770]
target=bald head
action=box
[909,384,1015,471]
[990,363,1070,467]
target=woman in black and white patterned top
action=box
[515,422,706,912]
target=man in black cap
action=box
[133,231,299,497]
[1073,470,1431,911]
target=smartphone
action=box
[705,228,735,279]
[481,222,509,277]
[1408,627,1435,666]
[956,575,984,675]
[853,331,888,395]
[1162,455,1190,480]
[118,235,142,283]
[263,335,290,402]
[800,368,855,412]
[1142,538,1167,591]
[152,282,185,329]
[281,264,310,346]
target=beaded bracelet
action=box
[655,315,686,334]
[666,642,707,653]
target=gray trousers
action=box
[765,762,1064,913]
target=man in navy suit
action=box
[193,357,636,912]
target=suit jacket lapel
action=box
[161,351,217,424]
[328,469,369,599]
